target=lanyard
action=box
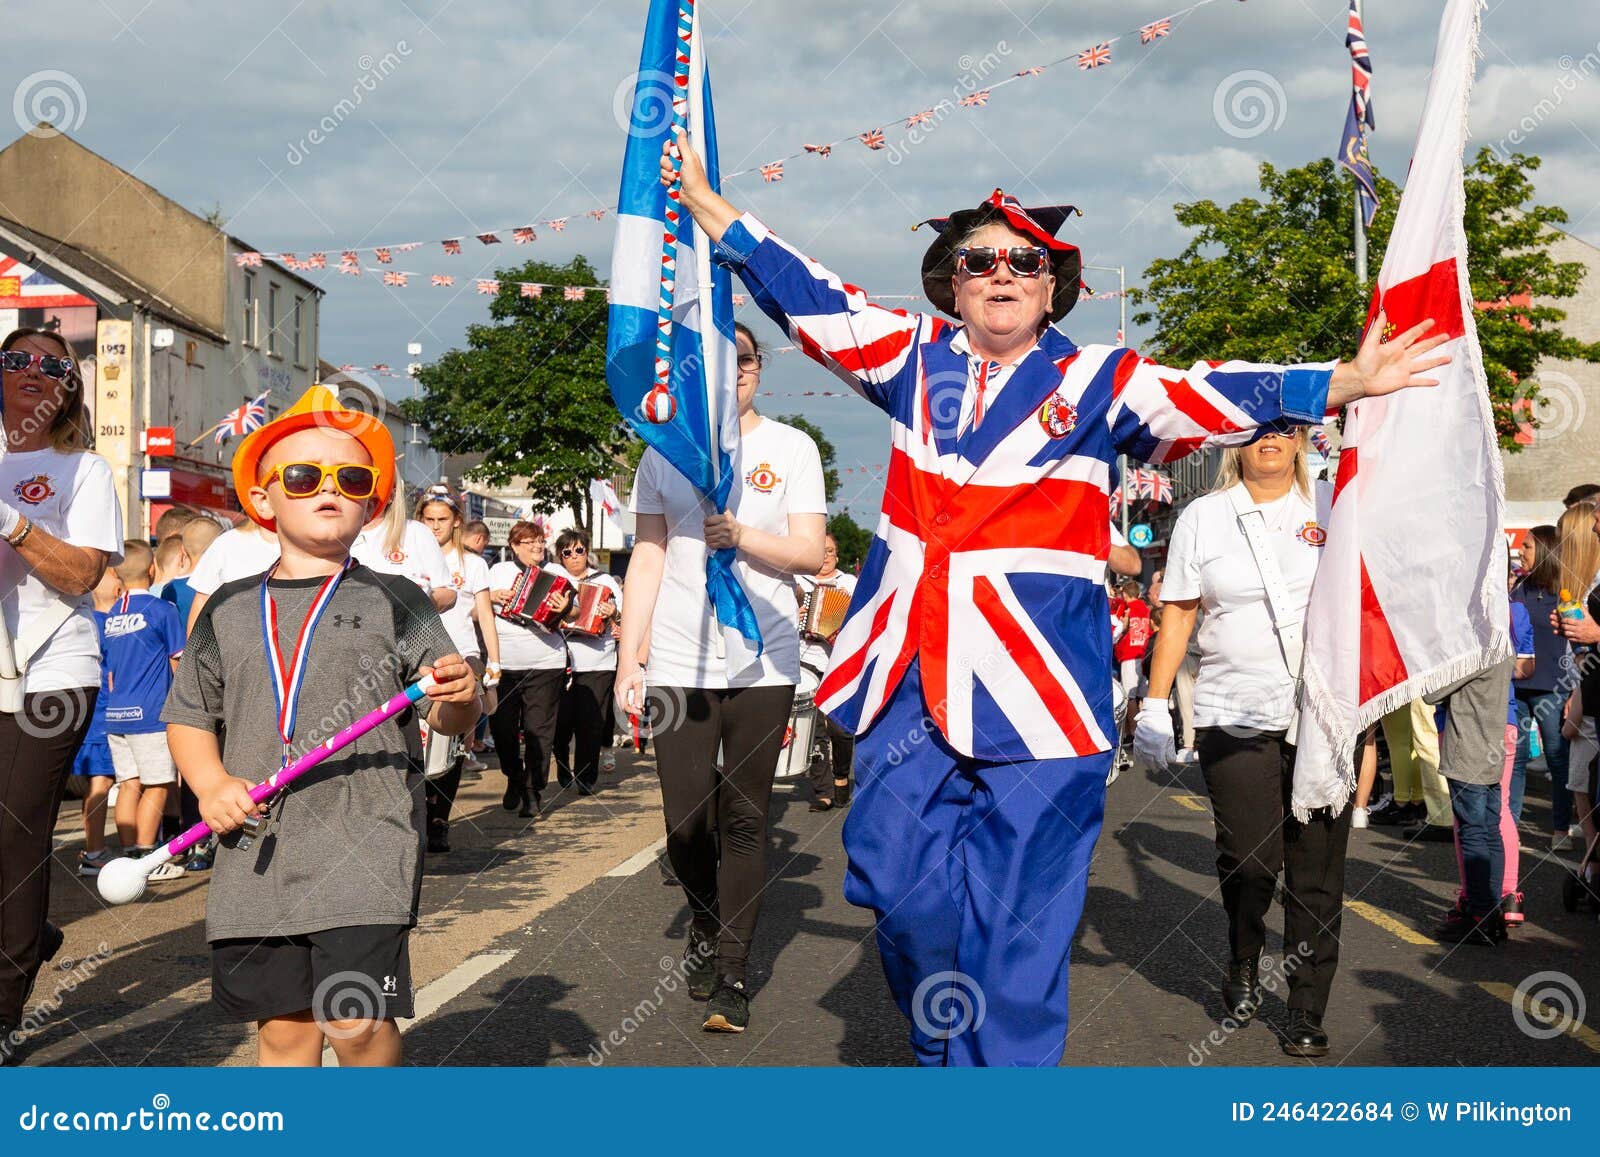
[260,559,353,766]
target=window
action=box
[242,271,257,347]
[293,296,307,367]
[267,284,281,357]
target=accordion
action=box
[497,568,571,630]
[566,581,614,637]
[798,582,852,640]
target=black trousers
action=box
[425,760,464,835]
[489,668,564,796]
[1195,726,1352,1017]
[555,670,617,790]
[650,684,794,981]
[0,689,96,1024]
[806,713,855,801]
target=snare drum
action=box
[775,665,824,779]
[419,717,465,780]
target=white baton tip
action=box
[96,855,149,905]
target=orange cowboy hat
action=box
[232,384,396,530]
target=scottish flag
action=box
[608,0,761,662]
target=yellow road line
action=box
[1344,899,1438,946]
[1478,982,1600,1054]
[1169,793,1209,813]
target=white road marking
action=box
[604,835,667,877]
[323,949,517,1066]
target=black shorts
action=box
[210,925,414,1023]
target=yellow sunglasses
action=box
[264,462,380,501]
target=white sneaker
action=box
[600,751,617,773]
[1351,807,1369,830]
[462,754,487,773]
[147,860,186,883]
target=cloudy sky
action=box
[4,0,1594,517]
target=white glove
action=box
[0,498,21,540]
[1133,698,1177,771]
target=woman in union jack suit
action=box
[661,134,1447,1067]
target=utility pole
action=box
[1084,262,1131,537]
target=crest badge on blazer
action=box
[1037,392,1078,438]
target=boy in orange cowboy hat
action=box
[163,384,480,1066]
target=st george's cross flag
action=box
[606,0,762,666]
[1293,0,1508,818]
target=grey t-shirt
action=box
[162,563,452,942]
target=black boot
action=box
[1281,1009,1329,1057]
[501,774,522,812]
[834,778,853,808]
[1222,955,1261,1022]
[518,787,539,819]
[426,819,451,854]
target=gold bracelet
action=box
[6,517,31,548]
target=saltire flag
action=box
[1338,0,1379,226]
[1294,0,1507,818]
[590,477,623,518]
[197,390,269,446]
[606,0,762,665]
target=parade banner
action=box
[1294,0,1507,816]
[606,0,762,664]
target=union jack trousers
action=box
[712,213,1334,762]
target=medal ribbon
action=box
[261,558,354,764]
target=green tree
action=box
[827,511,872,570]
[1130,152,1600,450]
[776,413,841,503]
[406,256,627,522]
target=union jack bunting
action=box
[1151,472,1174,504]
[760,161,784,182]
[341,250,359,266]
[431,274,453,287]
[587,209,607,221]
[372,364,390,373]
[279,254,299,269]
[563,285,585,301]
[513,228,537,244]
[906,109,935,127]
[1077,43,1112,70]
[803,143,832,157]
[382,271,407,287]
[1140,18,1171,43]
[211,391,269,444]
[375,248,392,264]
[710,212,1335,760]
[305,252,327,269]
[1015,66,1044,77]
[234,252,263,268]
[442,239,462,255]
[339,262,361,276]
[859,129,886,150]
[548,218,568,232]
[520,283,542,298]
[477,232,501,245]
[476,279,500,294]
[396,243,421,253]
[959,90,990,108]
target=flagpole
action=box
[1351,0,1369,284]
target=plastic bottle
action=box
[1559,589,1593,656]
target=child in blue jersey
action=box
[102,539,188,880]
[73,567,123,877]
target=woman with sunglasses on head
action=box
[1138,427,1348,1056]
[0,328,124,1064]
[661,131,1448,1065]
[415,492,501,850]
[489,521,571,818]
[617,321,827,1034]
[551,528,620,796]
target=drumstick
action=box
[97,674,439,904]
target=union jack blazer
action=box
[713,214,1334,761]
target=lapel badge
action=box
[1038,391,1078,438]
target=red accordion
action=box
[497,568,571,629]
[566,581,613,636]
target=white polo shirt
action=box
[1162,481,1331,732]
[352,520,449,593]
[631,416,826,689]
[439,547,492,660]
[185,525,281,596]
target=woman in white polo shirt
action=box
[551,527,620,796]
[617,322,826,1034]
[1136,423,1347,1060]
[794,533,857,811]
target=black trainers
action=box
[501,777,522,812]
[702,977,750,1033]
[684,941,717,1001]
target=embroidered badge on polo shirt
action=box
[1037,392,1078,438]
[13,474,55,505]
[1297,521,1327,547]
[745,462,780,493]
[386,548,407,565]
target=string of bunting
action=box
[236,0,1237,277]
[312,277,1130,304]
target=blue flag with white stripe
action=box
[608,0,762,664]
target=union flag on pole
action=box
[1293,0,1507,818]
